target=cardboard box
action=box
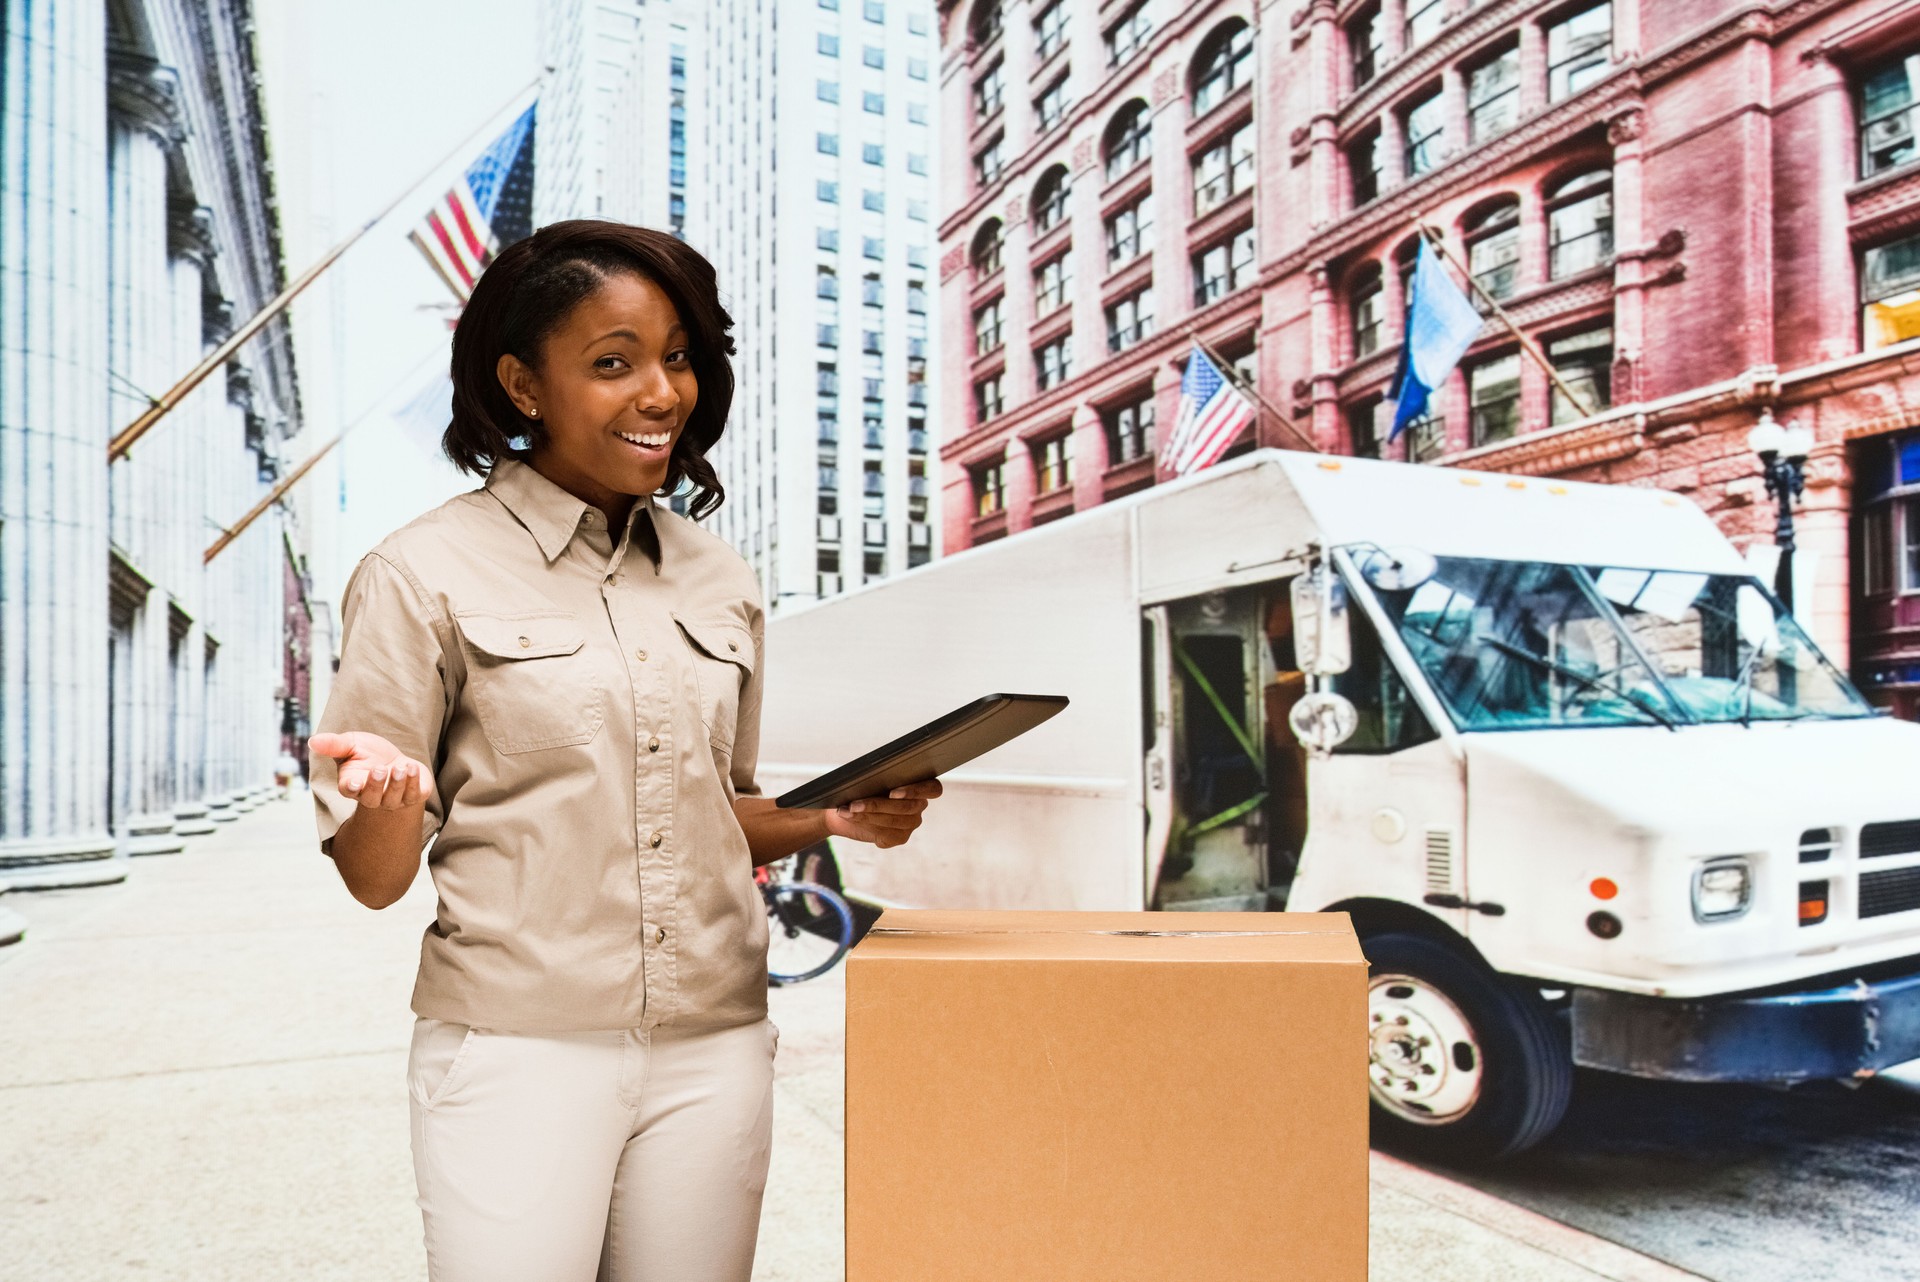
[846,910,1368,1281]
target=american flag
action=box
[410,102,537,303]
[1163,345,1256,476]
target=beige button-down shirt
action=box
[311,458,768,1034]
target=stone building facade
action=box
[0,0,304,906]
[934,0,1920,717]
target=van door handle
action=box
[1423,893,1506,917]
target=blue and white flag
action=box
[1389,238,1483,441]
[1165,345,1257,476]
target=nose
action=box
[633,362,680,418]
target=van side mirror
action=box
[1291,566,1351,677]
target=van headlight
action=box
[1692,858,1752,922]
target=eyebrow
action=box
[582,323,689,353]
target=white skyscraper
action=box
[535,0,645,224]
[697,0,941,611]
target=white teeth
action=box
[618,431,672,447]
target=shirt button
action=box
[517,635,530,648]
[655,926,667,944]
[727,641,739,652]
[609,573,623,587]
[649,830,663,847]
[635,649,648,662]
[647,735,660,752]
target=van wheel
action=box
[1361,932,1571,1161]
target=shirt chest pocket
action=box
[453,610,606,754]
[672,612,754,752]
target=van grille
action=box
[1424,827,1456,896]
[1798,828,1836,863]
[1860,820,1920,860]
[1859,867,1920,919]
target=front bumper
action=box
[1572,966,1920,1083]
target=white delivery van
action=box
[759,449,1920,1157]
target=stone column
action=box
[169,207,216,836]
[0,0,119,885]
[108,51,186,856]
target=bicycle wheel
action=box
[765,879,856,986]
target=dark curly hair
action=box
[445,219,735,521]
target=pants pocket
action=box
[410,1017,478,1108]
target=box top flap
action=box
[854,910,1364,964]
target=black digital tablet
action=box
[773,693,1069,810]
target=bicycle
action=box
[757,856,856,986]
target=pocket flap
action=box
[454,610,586,660]
[672,612,756,674]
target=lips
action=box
[616,429,674,455]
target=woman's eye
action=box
[666,350,690,366]
[596,355,626,370]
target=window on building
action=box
[817,361,840,394]
[862,235,884,260]
[1036,335,1073,390]
[818,33,840,56]
[1035,251,1072,314]
[1349,126,1384,206]
[860,273,883,305]
[1106,193,1153,266]
[864,0,884,20]
[818,131,840,155]
[975,59,1005,119]
[1032,165,1071,233]
[820,0,839,9]
[1547,169,1613,278]
[1193,226,1256,305]
[975,375,1005,423]
[817,226,839,251]
[975,134,1007,186]
[1465,197,1520,303]
[1347,397,1386,458]
[863,45,884,69]
[1035,73,1074,133]
[1034,0,1068,60]
[1105,392,1155,464]
[817,266,839,299]
[863,330,883,354]
[1350,264,1384,359]
[1192,121,1254,215]
[1107,287,1155,352]
[1404,90,1444,177]
[818,488,838,517]
[817,323,839,347]
[819,412,839,443]
[864,550,887,578]
[1348,4,1382,89]
[818,179,840,203]
[907,244,927,268]
[907,280,928,313]
[907,152,928,175]
[972,218,1005,274]
[1404,0,1443,50]
[1035,432,1074,490]
[1468,45,1520,143]
[818,79,840,103]
[1104,100,1152,181]
[908,56,929,80]
[1192,19,1253,115]
[862,189,884,212]
[1468,353,1522,445]
[1549,326,1613,422]
[908,100,929,125]
[1862,232,1920,350]
[1861,53,1920,179]
[863,142,884,165]
[908,198,928,222]
[973,458,1006,515]
[971,0,1004,47]
[863,90,885,113]
[1106,2,1153,67]
[1547,3,1612,102]
[1405,411,1445,462]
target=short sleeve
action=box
[311,552,452,857]
[728,602,767,802]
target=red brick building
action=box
[935,0,1920,717]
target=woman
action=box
[308,219,940,1282]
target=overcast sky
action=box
[253,0,540,605]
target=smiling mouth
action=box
[616,428,674,455]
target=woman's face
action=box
[496,270,699,513]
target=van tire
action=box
[1361,932,1571,1161]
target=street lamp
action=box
[1746,407,1815,614]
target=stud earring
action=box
[529,407,540,418]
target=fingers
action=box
[309,732,353,761]
[843,796,929,818]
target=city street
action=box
[0,795,1822,1282]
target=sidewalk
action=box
[0,798,1701,1280]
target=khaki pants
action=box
[407,1015,778,1281]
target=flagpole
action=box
[1413,217,1596,421]
[1181,327,1322,453]
[203,349,448,564]
[109,77,538,463]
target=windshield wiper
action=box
[1483,636,1680,731]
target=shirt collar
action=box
[484,457,663,568]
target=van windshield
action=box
[1362,556,1873,731]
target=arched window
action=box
[1394,235,1423,297]
[972,218,1005,274]
[1191,19,1253,115]
[970,0,1005,49]
[1546,169,1613,278]
[1032,165,1071,234]
[1463,197,1521,303]
[1104,100,1152,181]
[1349,263,1384,359]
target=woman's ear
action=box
[496,352,538,419]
